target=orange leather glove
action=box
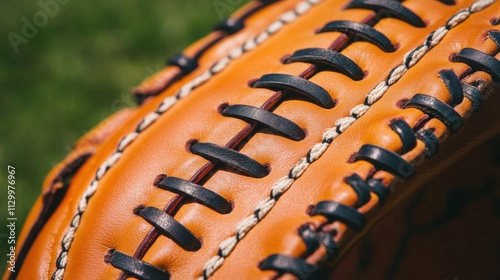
[5,0,500,279]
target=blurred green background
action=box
[0,0,248,274]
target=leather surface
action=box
[4,0,500,279]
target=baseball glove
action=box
[5,0,500,279]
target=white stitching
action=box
[50,0,322,279]
[199,0,495,279]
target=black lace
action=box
[284,48,364,80]
[106,1,500,279]
[221,104,306,141]
[136,206,202,251]
[345,0,426,27]
[106,250,171,279]
[318,20,396,52]
[252,73,336,108]
[155,175,232,214]
[453,48,500,82]
[190,141,269,178]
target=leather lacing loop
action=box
[452,48,500,82]
[298,225,321,255]
[356,144,415,179]
[462,84,483,112]
[438,0,456,5]
[318,21,396,52]
[259,255,317,280]
[106,249,171,279]
[439,69,464,107]
[390,119,417,154]
[252,74,336,109]
[136,206,202,251]
[155,175,233,214]
[490,30,500,47]
[284,48,364,80]
[167,53,199,75]
[214,0,281,34]
[214,18,245,35]
[344,174,372,207]
[310,201,367,231]
[345,0,426,28]
[190,141,269,178]
[367,178,390,205]
[222,104,306,141]
[406,93,464,133]
[417,129,440,158]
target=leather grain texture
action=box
[4,0,500,279]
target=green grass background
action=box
[0,0,248,274]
